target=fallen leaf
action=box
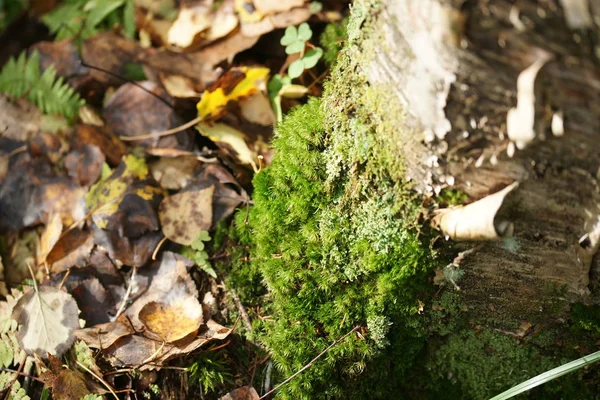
[139,293,204,342]
[168,4,212,48]
[12,286,80,358]
[38,213,63,266]
[160,74,202,98]
[158,185,215,245]
[205,1,239,42]
[86,155,162,231]
[194,30,260,66]
[254,0,305,14]
[196,67,270,121]
[40,355,98,400]
[196,123,259,171]
[150,155,202,190]
[239,92,276,126]
[33,38,84,78]
[64,144,105,187]
[103,81,192,148]
[72,124,126,167]
[235,0,264,22]
[76,314,135,350]
[82,32,143,86]
[219,386,260,400]
[0,95,43,142]
[47,228,94,274]
[240,6,310,37]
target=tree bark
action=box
[369,0,599,328]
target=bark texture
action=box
[370,0,600,326]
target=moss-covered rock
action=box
[217,1,600,399]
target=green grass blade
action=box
[490,350,600,400]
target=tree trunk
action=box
[367,0,599,326]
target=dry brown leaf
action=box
[253,0,305,14]
[38,213,63,266]
[168,5,212,48]
[158,185,214,245]
[76,314,135,349]
[12,286,80,358]
[206,1,239,42]
[64,144,105,187]
[239,92,276,126]
[72,124,126,167]
[47,228,94,274]
[40,355,101,400]
[240,6,310,36]
[138,293,204,342]
[0,95,43,142]
[219,386,260,400]
[150,155,202,190]
[160,74,202,98]
[194,30,260,66]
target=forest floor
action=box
[0,1,349,398]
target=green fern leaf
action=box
[0,50,85,121]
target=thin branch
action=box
[75,361,119,400]
[80,60,175,110]
[119,116,202,142]
[113,267,137,320]
[258,325,361,399]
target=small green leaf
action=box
[297,22,312,41]
[199,264,217,279]
[191,241,205,251]
[288,60,305,79]
[198,231,211,241]
[280,26,298,46]
[309,1,323,13]
[301,48,323,69]
[123,0,136,38]
[285,41,305,55]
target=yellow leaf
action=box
[235,0,264,22]
[196,67,270,121]
[196,123,259,172]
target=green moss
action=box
[570,303,600,335]
[320,19,348,66]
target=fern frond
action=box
[41,0,135,41]
[0,50,85,120]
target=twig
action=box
[119,116,202,142]
[113,267,137,320]
[152,236,167,260]
[0,368,43,382]
[76,361,119,400]
[80,60,175,110]
[224,282,253,333]
[258,325,361,399]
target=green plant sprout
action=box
[41,0,135,42]
[268,23,324,122]
[180,231,217,278]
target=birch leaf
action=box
[12,287,80,358]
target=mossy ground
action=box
[211,1,600,399]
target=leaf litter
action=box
[0,0,343,397]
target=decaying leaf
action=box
[219,386,260,400]
[64,144,105,187]
[76,314,135,350]
[150,155,202,190]
[158,186,215,245]
[12,286,80,358]
[46,228,94,274]
[239,92,276,126]
[253,0,305,14]
[432,182,519,241]
[139,293,204,342]
[196,67,270,121]
[196,123,259,171]
[40,355,102,400]
[72,124,126,167]
[38,213,63,267]
[168,5,212,48]
[240,6,311,37]
[86,155,163,231]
